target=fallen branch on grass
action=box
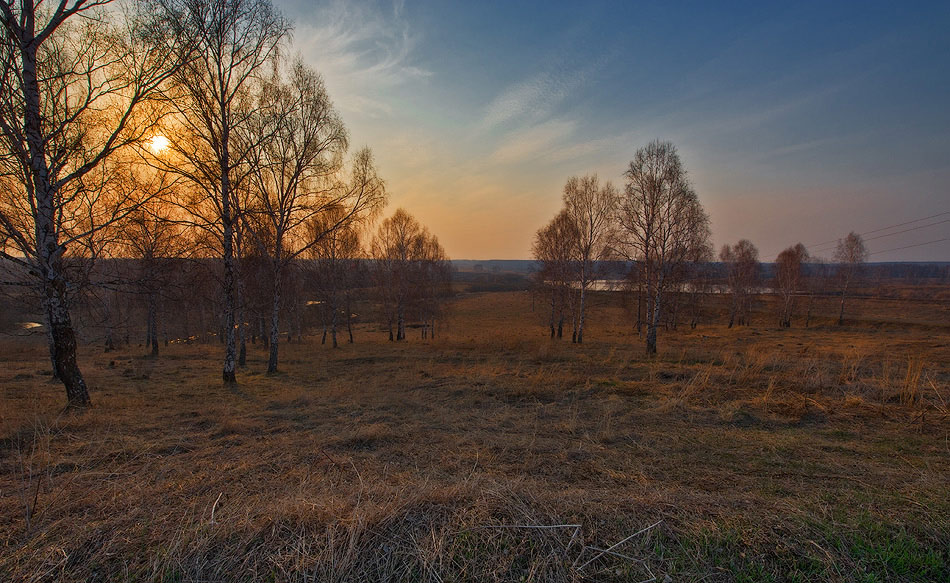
[456,519,662,581]
[575,519,662,571]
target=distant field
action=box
[1,290,948,582]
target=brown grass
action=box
[1,290,948,582]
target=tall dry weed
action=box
[11,417,55,532]
[900,357,924,405]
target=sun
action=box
[148,135,170,154]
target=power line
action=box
[808,218,950,255]
[869,237,950,256]
[803,210,950,251]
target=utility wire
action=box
[869,237,950,256]
[808,218,950,255]
[762,209,950,259]
[804,210,950,250]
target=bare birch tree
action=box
[241,59,377,372]
[532,209,577,339]
[414,232,450,340]
[615,140,710,354]
[307,205,364,348]
[562,174,616,343]
[372,209,419,341]
[153,0,288,382]
[118,207,185,355]
[371,209,446,342]
[720,239,759,328]
[834,231,867,325]
[0,0,190,406]
[774,242,808,327]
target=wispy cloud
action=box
[479,73,574,131]
[476,51,622,168]
[688,80,849,139]
[490,119,577,164]
[289,0,430,116]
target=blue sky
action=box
[276,0,950,261]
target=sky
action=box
[274,0,950,261]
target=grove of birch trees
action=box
[533,140,869,353]
[0,0,448,407]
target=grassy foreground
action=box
[1,291,948,582]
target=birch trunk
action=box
[645,275,664,355]
[220,147,237,382]
[45,277,91,406]
[148,292,158,356]
[837,278,850,326]
[330,301,338,348]
[222,226,237,382]
[646,296,660,354]
[45,305,60,374]
[577,286,586,343]
[636,281,643,337]
[396,303,405,341]
[346,293,354,343]
[237,259,246,366]
[23,43,89,405]
[781,293,793,328]
[267,262,281,373]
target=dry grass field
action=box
[1,289,948,582]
